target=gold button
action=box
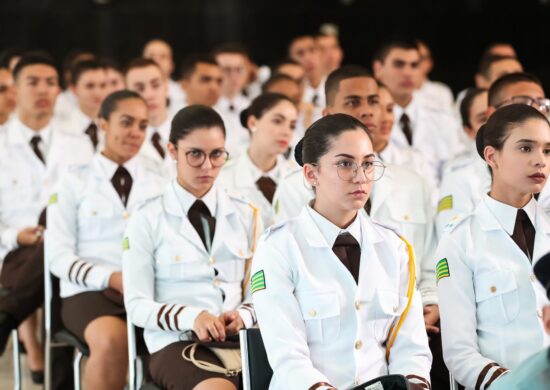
[214,279,221,287]
[123,211,129,220]
[308,309,317,317]
[175,255,181,262]
[531,274,537,282]
[209,257,215,265]
[355,300,361,310]
[239,250,244,257]
[354,340,363,350]
[403,214,410,221]
[490,286,497,293]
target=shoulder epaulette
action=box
[443,213,470,233]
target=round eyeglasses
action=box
[184,148,229,168]
[311,160,386,182]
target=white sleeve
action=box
[437,235,507,388]
[122,210,204,332]
[252,239,333,389]
[387,238,432,388]
[46,177,115,289]
[435,172,476,238]
[0,224,19,253]
[417,178,438,306]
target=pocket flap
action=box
[375,289,402,316]
[475,269,518,303]
[297,291,340,320]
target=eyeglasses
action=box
[311,160,386,182]
[183,148,229,168]
[495,96,550,115]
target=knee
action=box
[85,320,128,358]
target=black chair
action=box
[239,328,273,390]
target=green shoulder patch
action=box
[122,237,130,251]
[437,195,453,214]
[274,199,280,215]
[251,270,266,294]
[436,258,450,283]
[48,193,58,205]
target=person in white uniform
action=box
[101,58,125,96]
[123,105,261,390]
[125,58,175,177]
[253,113,431,390]
[218,93,298,227]
[143,38,186,112]
[437,104,550,389]
[46,90,165,390]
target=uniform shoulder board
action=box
[371,218,402,237]
[137,193,163,210]
[261,220,287,239]
[443,213,470,233]
[225,189,251,205]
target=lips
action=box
[529,173,546,184]
[276,140,289,148]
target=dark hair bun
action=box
[294,138,305,166]
[239,107,250,129]
[475,124,486,159]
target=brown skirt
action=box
[61,290,126,343]
[149,341,241,390]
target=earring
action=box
[251,127,257,133]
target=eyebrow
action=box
[515,139,550,145]
[334,153,376,159]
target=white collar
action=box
[16,116,53,148]
[306,204,362,249]
[393,94,419,127]
[171,179,217,217]
[73,108,96,133]
[483,193,537,235]
[243,151,284,184]
[97,152,139,182]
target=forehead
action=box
[291,37,315,51]
[112,98,148,118]
[490,44,516,57]
[489,59,522,75]
[77,68,106,82]
[216,52,247,65]
[278,63,304,78]
[323,129,373,156]
[193,63,221,76]
[317,35,338,47]
[126,65,163,81]
[378,87,393,101]
[144,41,171,56]
[269,79,299,93]
[336,77,378,98]
[177,126,225,145]
[505,118,550,143]
[385,48,420,63]
[470,91,488,113]
[19,64,58,79]
[0,69,13,82]
[501,81,545,100]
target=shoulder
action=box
[135,193,164,215]
[441,213,473,235]
[280,164,303,182]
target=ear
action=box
[303,164,318,186]
[247,115,257,132]
[98,117,108,133]
[167,141,178,161]
[543,306,550,335]
[484,145,498,171]
[372,60,383,79]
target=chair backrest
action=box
[239,328,273,390]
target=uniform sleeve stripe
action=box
[308,382,335,390]
[157,304,167,330]
[68,260,80,283]
[79,263,93,287]
[406,375,431,389]
[485,367,508,388]
[173,306,185,331]
[74,261,89,284]
[475,362,498,390]
[164,304,175,331]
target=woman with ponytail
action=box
[437,104,550,389]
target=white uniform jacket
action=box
[437,195,550,390]
[123,181,263,353]
[416,79,455,114]
[45,154,166,298]
[252,207,431,390]
[138,115,176,179]
[391,94,463,184]
[218,152,297,227]
[215,95,251,159]
[435,149,491,238]
[272,164,438,305]
[53,108,104,156]
[0,118,92,265]
[168,79,186,112]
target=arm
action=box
[437,235,507,388]
[46,177,117,289]
[252,239,332,389]
[417,177,438,307]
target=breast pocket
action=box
[474,269,520,325]
[297,291,341,344]
[0,174,34,208]
[78,198,115,239]
[370,289,408,342]
[215,241,251,283]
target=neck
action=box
[395,94,413,108]
[489,181,533,209]
[19,111,51,132]
[374,140,388,154]
[150,108,168,127]
[101,149,131,166]
[79,104,97,120]
[177,177,212,199]
[313,197,358,229]
[247,146,277,173]
[0,112,9,126]
[308,72,322,88]
[224,90,239,100]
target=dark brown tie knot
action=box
[332,232,361,283]
[151,131,166,159]
[188,200,212,218]
[30,135,45,164]
[333,232,360,247]
[188,199,216,249]
[256,176,277,204]
[85,122,99,150]
[511,208,536,261]
[111,165,133,206]
[399,113,413,146]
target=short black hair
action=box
[71,59,105,85]
[325,65,373,106]
[169,105,225,144]
[295,113,370,167]
[460,88,487,129]
[271,58,301,75]
[123,57,162,76]
[240,92,296,129]
[12,51,58,81]
[62,50,96,73]
[99,89,146,120]
[477,54,519,79]
[180,54,218,80]
[212,43,249,59]
[488,72,542,107]
[482,42,516,59]
[373,37,419,63]
[99,58,122,73]
[262,73,299,94]
[287,34,316,55]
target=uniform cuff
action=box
[1,227,19,253]
[175,306,205,332]
[420,290,438,306]
[86,264,117,290]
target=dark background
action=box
[1,0,550,94]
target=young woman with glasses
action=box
[123,105,262,390]
[251,113,432,390]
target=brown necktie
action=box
[400,113,413,146]
[256,176,277,204]
[364,198,372,215]
[85,122,99,150]
[30,135,45,164]
[111,166,133,207]
[188,200,216,250]
[511,209,536,261]
[332,233,361,283]
[151,131,165,159]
